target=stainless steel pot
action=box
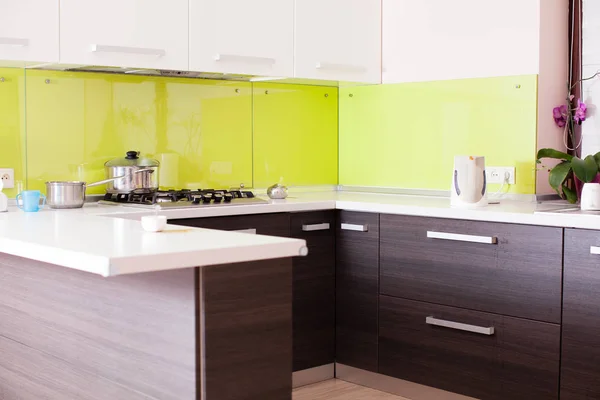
[104,151,159,194]
[46,171,152,209]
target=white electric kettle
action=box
[451,155,488,208]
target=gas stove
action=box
[98,189,268,209]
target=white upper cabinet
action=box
[383,0,541,83]
[189,0,294,77]
[0,0,59,66]
[59,0,189,70]
[294,0,381,83]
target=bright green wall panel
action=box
[339,75,538,194]
[253,83,338,188]
[0,68,26,198]
[25,70,253,194]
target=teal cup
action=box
[16,190,46,212]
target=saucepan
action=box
[45,169,152,209]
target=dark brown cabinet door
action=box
[171,213,291,237]
[562,228,600,399]
[379,296,560,400]
[290,211,336,371]
[380,215,563,323]
[336,211,379,372]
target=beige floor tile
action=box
[293,379,410,400]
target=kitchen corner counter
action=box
[0,210,306,277]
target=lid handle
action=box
[126,151,140,160]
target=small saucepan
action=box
[46,169,152,209]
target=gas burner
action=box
[99,189,265,209]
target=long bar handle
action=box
[316,62,366,73]
[214,54,276,65]
[234,228,257,234]
[0,37,28,47]
[426,316,495,336]
[302,223,330,232]
[590,246,600,255]
[427,231,497,244]
[91,44,166,57]
[341,223,368,232]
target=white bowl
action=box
[141,215,167,232]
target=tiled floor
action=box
[293,379,409,400]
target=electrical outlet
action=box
[0,168,14,189]
[486,167,515,184]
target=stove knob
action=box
[192,195,202,204]
[231,190,242,198]
[213,194,223,202]
[242,191,255,198]
[224,193,233,202]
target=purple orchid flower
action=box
[553,105,568,128]
[574,99,587,124]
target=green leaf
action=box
[536,148,573,161]
[562,183,578,204]
[572,155,599,183]
[594,151,600,167]
[548,161,571,192]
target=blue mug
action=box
[16,190,46,212]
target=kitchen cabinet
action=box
[562,228,600,399]
[290,211,335,372]
[59,0,188,70]
[336,211,379,372]
[171,213,290,237]
[189,0,294,77]
[294,0,381,84]
[380,215,563,323]
[382,0,541,83]
[379,296,560,400]
[0,0,59,66]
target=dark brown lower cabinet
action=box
[562,228,600,399]
[290,211,336,371]
[379,296,560,400]
[336,211,380,372]
[172,212,291,237]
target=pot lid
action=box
[105,151,160,167]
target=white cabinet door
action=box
[294,0,381,84]
[383,0,540,83]
[60,0,188,70]
[190,0,294,77]
[0,0,59,66]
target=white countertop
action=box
[0,190,597,278]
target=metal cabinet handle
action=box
[302,223,330,232]
[91,44,166,57]
[591,246,600,254]
[0,37,28,47]
[214,54,276,65]
[426,316,495,336]
[426,231,497,244]
[340,223,368,232]
[315,62,366,73]
[234,228,257,234]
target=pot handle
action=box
[86,168,154,188]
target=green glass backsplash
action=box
[0,68,339,197]
[339,75,538,194]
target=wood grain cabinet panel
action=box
[172,213,291,237]
[379,296,560,400]
[561,228,600,399]
[380,215,563,323]
[336,211,380,372]
[290,211,336,371]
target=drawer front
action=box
[562,228,600,398]
[380,215,563,323]
[172,213,290,237]
[379,296,560,400]
[290,211,335,371]
[336,211,379,372]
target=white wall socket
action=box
[0,168,14,189]
[486,167,515,184]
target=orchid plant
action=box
[537,72,600,203]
